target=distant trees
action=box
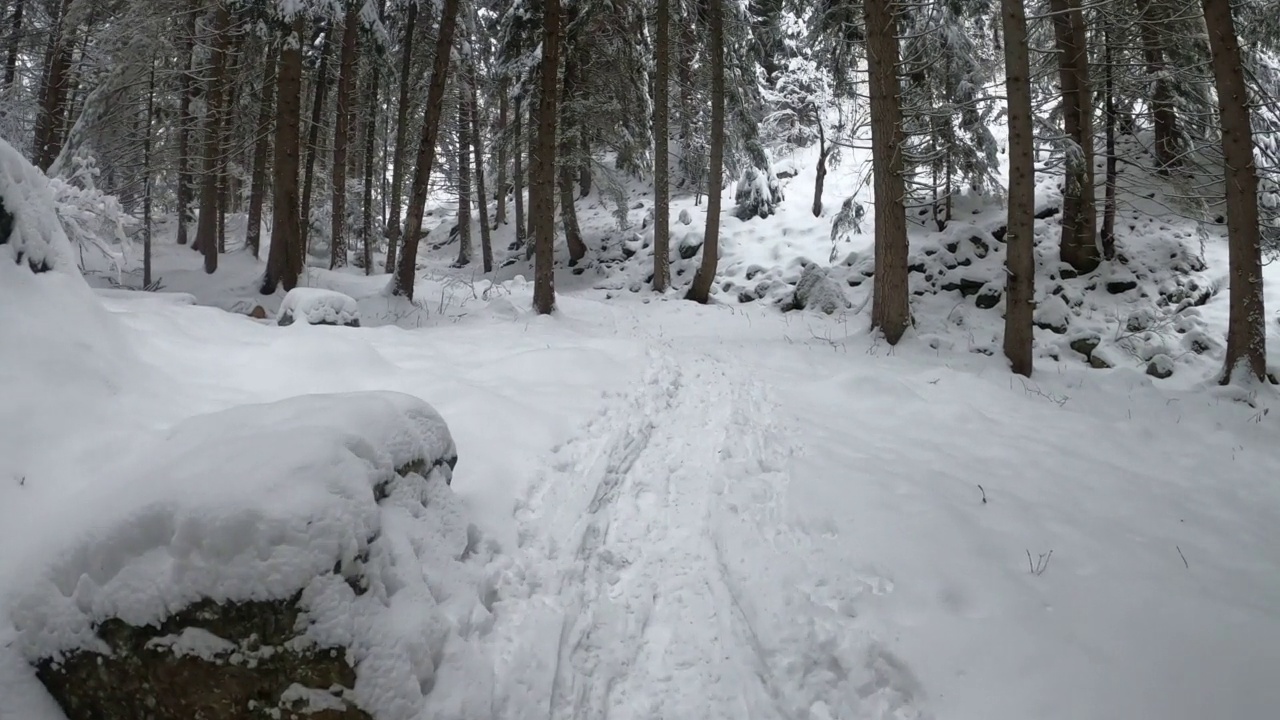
[0,0,1268,382]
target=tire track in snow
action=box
[505,347,928,720]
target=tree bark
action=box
[246,43,278,259]
[300,26,332,257]
[526,100,537,260]
[142,59,155,289]
[1101,25,1117,261]
[217,32,243,256]
[513,95,526,249]
[384,1,417,273]
[33,0,75,171]
[864,0,911,342]
[391,0,462,299]
[684,0,723,304]
[330,3,361,269]
[456,95,473,267]
[176,8,197,246]
[193,0,232,275]
[1049,0,1099,275]
[470,70,494,272]
[263,17,305,294]
[812,121,828,217]
[558,42,586,264]
[1002,0,1035,377]
[495,80,509,227]
[1136,0,1182,172]
[532,0,562,314]
[360,10,382,275]
[1203,0,1268,384]
[652,0,671,292]
[4,0,22,87]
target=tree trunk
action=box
[456,96,473,267]
[526,100,537,260]
[246,44,278,258]
[194,0,231,275]
[578,133,591,198]
[360,15,382,275]
[1203,0,1268,384]
[384,1,417,273]
[684,0,723,304]
[142,59,155,289]
[652,0,671,292]
[1001,0,1035,377]
[1101,25,1117,261]
[513,95,526,249]
[176,8,196,246]
[1136,0,1182,172]
[217,32,243,256]
[330,3,360,269]
[300,28,332,257]
[495,81,509,227]
[263,17,305,294]
[391,0,462,300]
[812,122,828,217]
[33,0,74,171]
[470,71,494,272]
[1049,0,1099,275]
[4,0,22,87]
[531,0,561,314]
[864,0,911,343]
[558,43,586,264]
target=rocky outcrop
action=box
[36,596,370,720]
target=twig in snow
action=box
[1018,379,1070,407]
[978,484,987,504]
[1176,545,1189,569]
[1026,549,1053,576]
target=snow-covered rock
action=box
[278,287,361,327]
[13,391,469,720]
[782,265,851,315]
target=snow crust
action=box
[279,286,362,326]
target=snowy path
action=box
[494,346,924,720]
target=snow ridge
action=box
[507,348,927,720]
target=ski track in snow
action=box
[506,345,926,720]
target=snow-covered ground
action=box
[4,134,1280,719]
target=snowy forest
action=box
[2,0,1280,718]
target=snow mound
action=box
[279,287,361,327]
[783,264,852,315]
[0,137,77,274]
[5,391,483,718]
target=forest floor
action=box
[5,139,1280,719]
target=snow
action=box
[0,138,77,274]
[4,127,1280,720]
[278,286,362,326]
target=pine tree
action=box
[865,0,911,343]
[392,0,462,300]
[685,0,724,304]
[1002,0,1034,376]
[1203,0,1268,383]
[532,0,561,314]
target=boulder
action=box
[17,393,464,720]
[782,265,851,315]
[36,596,371,720]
